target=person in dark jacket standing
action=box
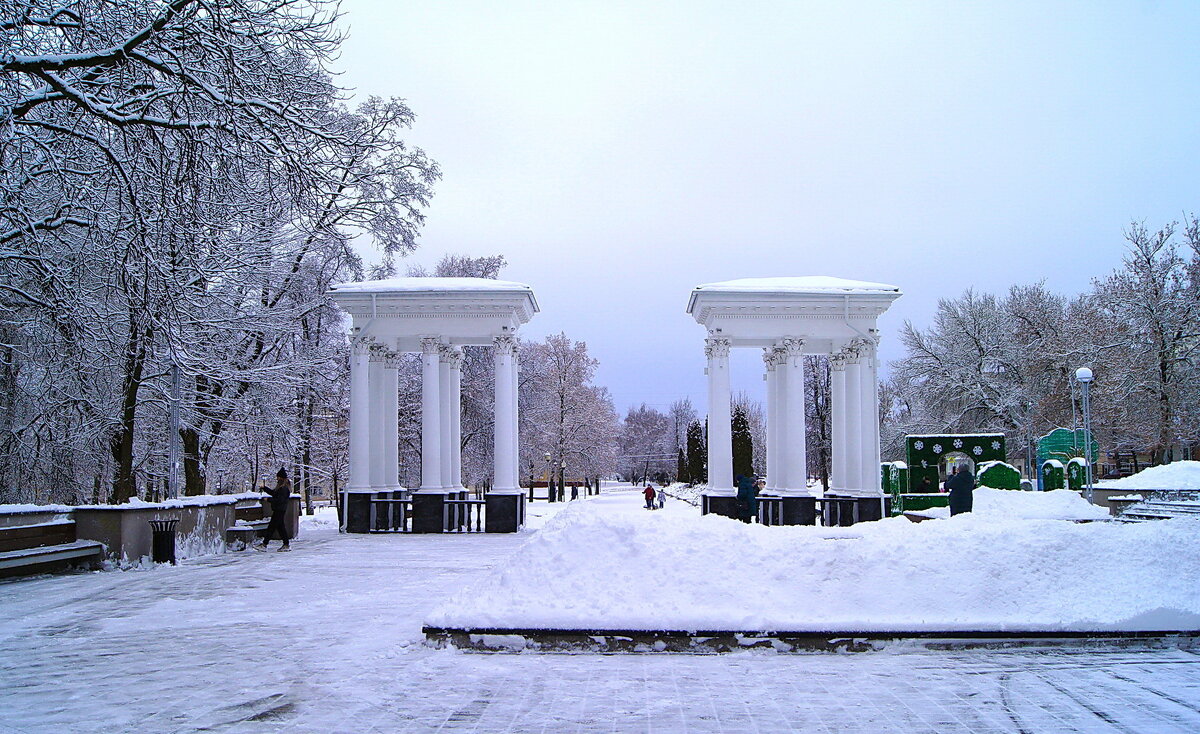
[735,474,759,523]
[256,468,292,551]
[945,465,976,516]
[643,485,656,509]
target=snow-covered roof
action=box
[329,277,534,295]
[692,276,901,296]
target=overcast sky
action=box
[334,0,1200,414]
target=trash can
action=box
[149,518,179,565]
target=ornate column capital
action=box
[383,349,402,369]
[780,336,805,358]
[444,346,464,368]
[420,336,443,355]
[830,351,847,371]
[493,334,517,356]
[350,334,376,355]
[367,342,388,362]
[704,335,731,359]
[762,347,777,371]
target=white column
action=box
[382,350,401,491]
[705,335,733,492]
[510,355,520,490]
[843,345,863,494]
[419,337,442,491]
[829,350,847,493]
[858,337,881,494]
[493,334,517,491]
[773,346,788,491]
[447,347,463,490]
[781,337,807,493]
[368,346,387,490]
[348,337,372,490]
[438,346,453,490]
[763,349,778,491]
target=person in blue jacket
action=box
[735,474,759,523]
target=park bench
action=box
[0,520,103,578]
[225,497,271,548]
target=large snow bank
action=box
[1097,461,1200,490]
[913,487,1108,521]
[427,501,1200,632]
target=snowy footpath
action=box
[1,487,1199,733]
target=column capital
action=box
[762,347,777,371]
[367,343,388,362]
[383,349,402,369]
[704,335,731,359]
[420,336,443,355]
[493,334,517,356]
[350,334,376,355]
[830,351,847,371]
[443,345,464,368]
[779,336,805,358]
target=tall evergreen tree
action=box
[676,447,688,484]
[686,420,706,485]
[731,405,754,480]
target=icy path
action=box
[0,488,1197,733]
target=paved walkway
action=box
[1,489,1198,733]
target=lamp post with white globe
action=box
[1075,366,1095,504]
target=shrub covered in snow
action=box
[977,461,1022,490]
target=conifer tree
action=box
[686,420,706,485]
[732,406,754,480]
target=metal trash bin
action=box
[149,518,179,565]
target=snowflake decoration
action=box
[914,440,924,451]
[933,444,943,454]
[921,460,928,468]
[991,440,1001,451]
[952,438,963,449]
[972,445,983,456]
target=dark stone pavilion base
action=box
[485,492,525,533]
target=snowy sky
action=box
[334,1,1200,414]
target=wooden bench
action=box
[0,521,104,578]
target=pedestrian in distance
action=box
[643,484,656,509]
[657,486,666,509]
[945,464,976,516]
[917,475,934,493]
[735,474,759,523]
[255,467,292,551]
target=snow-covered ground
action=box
[2,487,1199,733]
[430,489,1199,632]
[1097,460,1200,490]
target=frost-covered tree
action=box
[0,0,438,502]
[618,403,672,483]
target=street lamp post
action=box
[560,459,567,501]
[544,452,553,503]
[1075,366,1095,504]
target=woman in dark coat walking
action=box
[256,468,293,551]
[945,465,976,516]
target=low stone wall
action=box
[0,493,300,566]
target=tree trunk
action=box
[181,426,206,495]
[110,316,149,503]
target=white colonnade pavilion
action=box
[328,278,538,524]
[687,277,902,501]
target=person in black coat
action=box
[735,474,759,523]
[256,468,293,551]
[945,465,976,516]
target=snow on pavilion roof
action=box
[329,277,535,296]
[691,276,900,296]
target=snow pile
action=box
[692,276,900,294]
[1097,461,1200,490]
[913,487,1108,521]
[427,502,1200,632]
